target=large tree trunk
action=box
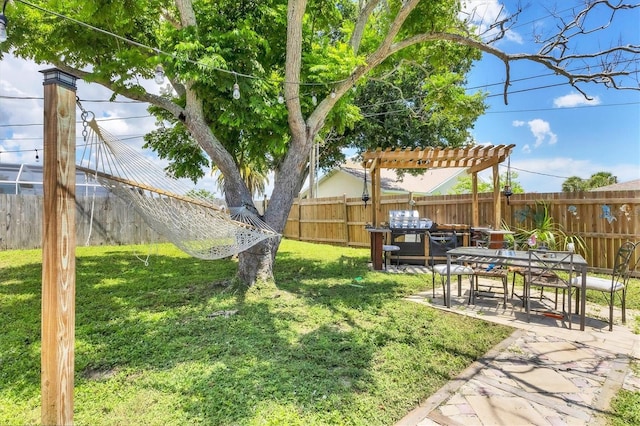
[229,0,311,288]
[236,238,280,286]
[235,129,313,287]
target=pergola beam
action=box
[362,144,515,227]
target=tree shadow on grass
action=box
[0,252,383,424]
[0,248,508,425]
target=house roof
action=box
[341,161,467,194]
[589,179,640,191]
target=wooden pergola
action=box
[362,144,516,228]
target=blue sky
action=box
[0,0,638,195]
[464,0,640,192]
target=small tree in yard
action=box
[4,0,638,288]
[448,171,524,195]
[562,172,619,192]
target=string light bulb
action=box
[311,94,317,105]
[154,65,165,84]
[231,73,241,100]
[330,89,336,99]
[277,93,285,104]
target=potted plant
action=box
[512,201,587,254]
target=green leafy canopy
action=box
[3,0,483,183]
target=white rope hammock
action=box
[76,110,279,260]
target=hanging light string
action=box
[232,73,241,100]
[13,0,351,88]
[6,2,639,105]
[0,141,581,182]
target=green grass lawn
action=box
[608,360,640,426]
[2,240,638,425]
[0,240,513,426]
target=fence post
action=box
[343,194,348,245]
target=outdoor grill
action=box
[388,210,432,231]
[388,210,433,265]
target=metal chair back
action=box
[526,250,575,325]
[427,232,458,266]
[610,241,636,290]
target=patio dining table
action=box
[445,246,589,330]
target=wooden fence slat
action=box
[1,191,639,272]
[284,191,640,272]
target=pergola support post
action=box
[471,172,479,227]
[371,161,380,226]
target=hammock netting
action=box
[77,113,279,260]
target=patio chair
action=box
[471,262,509,305]
[579,241,637,331]
[427,232,474,301]
[382,244,401,270]
[525,250,576,326]
[511,265,563,308]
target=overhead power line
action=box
[0,139,576,182]
[0,95,143,103]
[0,134,146,142]
[14,0,349,87]
[485,101,640,114]
[0,115,154,128]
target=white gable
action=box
[299,162,469,198]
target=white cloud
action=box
[553,92,601,108]
[522,144,531,154]
[513,157,640,193]
[527,118,557,147]
[0,55,148,156]
[505,30,523,44]
[460,0,523,43]
[0,54,225,195]
[512,120,525,127]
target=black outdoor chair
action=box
[580,241,638,331]
[524,250,576,326]
[427,232,474,301]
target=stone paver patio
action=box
[392,270,640,426]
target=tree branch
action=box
[349,0,639,105]
[175,0,197,28]
[50,61,183,116]
[285,0,307,141]
[350,0,382,54]
[315,0,422,119]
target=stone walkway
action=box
[394,274,640,426]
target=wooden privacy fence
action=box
[0,194,165,250]
[2,190,639,272]
[283,190,640,272]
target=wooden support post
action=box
[40,68,78,426]
[471,172,479,227]
[308,143,316,199]
[372,162,380,226]
[297,201,302,240]
[342,193,349,244]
